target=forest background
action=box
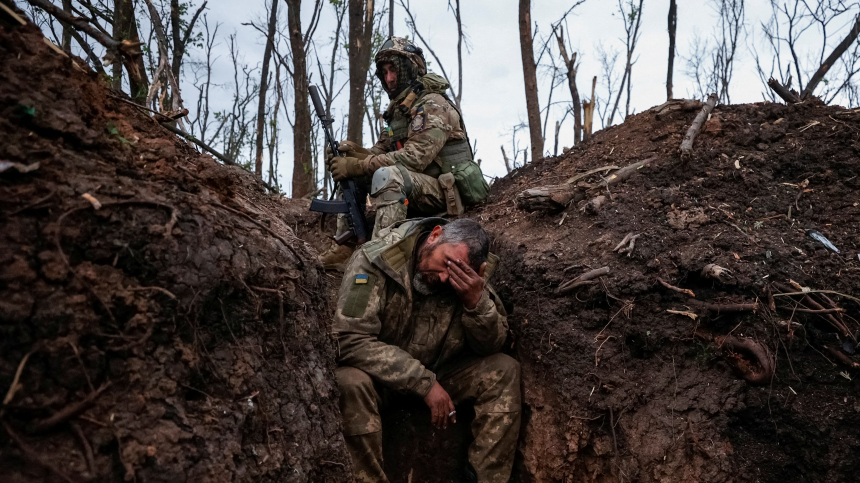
[17,0,860,196]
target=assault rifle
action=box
[308,85,369,245]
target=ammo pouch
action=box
[435,139,489,205]
[438,173,464,216]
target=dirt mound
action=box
[0,18,350,482]
[474,100,860,481]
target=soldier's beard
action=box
[412,241,453,296]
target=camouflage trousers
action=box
[336,353,521,483]
[336,166,447,240]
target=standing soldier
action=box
[320,37,490,270]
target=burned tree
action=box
[608,0,644,125]
[555,25,582,145]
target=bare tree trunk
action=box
[553,120,561,156]
[609,0,644,126]
[667,0,677,100]
[555,26,582,144]
[389,0,393,37]
[501,145,512,173]
[254,0,278,178]
[169,0,207,82]
[347,0,375,145]
[286,0,315,197]
[583,75,596,141]
[60,0,72,52]
[452,0,464,107]
[802,12,860,99]
[519,0,543,162]
[113,0,149,102]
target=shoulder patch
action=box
[343,273,376,318]
[411,107,426,132]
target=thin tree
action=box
[519,0,543,162]
[254,0,279,178]
[667,0,677,100]
[347,0,374,145]
[554,25,582,144]
[285,0,323,197]
[608,0,644,126]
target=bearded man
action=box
[333,218,521,483]
[320,37,490,270]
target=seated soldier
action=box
[334,217,521,483]
[321,37,490,270]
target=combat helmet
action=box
[374,36,427,96]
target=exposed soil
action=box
[475,99,860,481]
[5,5,860,483]
[0,16,350,483]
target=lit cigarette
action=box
[448,411,456,417]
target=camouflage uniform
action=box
[333,37,490,241]
[334,218,521,483]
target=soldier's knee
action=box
[490,353,521,384]
[336,366,375,395]
[370,166,403,196]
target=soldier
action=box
[320,37,491,270]
[334,217,521,483]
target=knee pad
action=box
[370,166,403,196]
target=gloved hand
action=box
[326,141,370,168]
[330,156,365,181]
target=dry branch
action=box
[822,345,860,369]
[767,78,801,104]
[680,93,718,158]
[517,157,656,212]
[557,266,610,295]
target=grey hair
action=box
[437,219,490,270]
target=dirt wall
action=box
[0,17,351,482]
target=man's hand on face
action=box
[423,381,456,429]
[446,258,487,310]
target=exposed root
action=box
[687,299,758,313]
[557,266,611,295]
[657,278,695,298]
[822,345,860,369]
[29,382,112,433]
[714,335,775,385]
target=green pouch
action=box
[451,160,490,205]
[342,273,376,318]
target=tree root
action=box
[714,335,775,385]
[822,345,860,369]
[687,298,758,313]
[29,382,112,434]
[557,267,610,295]
[657,278,695,297]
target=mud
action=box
[475,100,860,482]
[0,17,350,483]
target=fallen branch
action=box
[24,0,139,58]
[557,266,610,295]
[30,382,112,433]
[767,78,801,104]
[715,335,774,385]
[777,306,845,314]
[679,93,718,159]
[517,157,657,212]
[657,278,695,298]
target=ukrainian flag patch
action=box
[355,274,369,284]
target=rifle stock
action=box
[308,85,369,245]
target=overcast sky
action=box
[29,0,859,194]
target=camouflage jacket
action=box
[333,218,508,397]
[364,74,469,176]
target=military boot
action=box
[319,243,354,271]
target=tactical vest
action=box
[387,92,489,205]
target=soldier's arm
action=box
[460,286,508,356]
[333,251,437,397]
[363,95,458,173]
[368,127,391,155]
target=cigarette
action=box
[448,411,456,417]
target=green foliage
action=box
[106,122,132,145]
[16,104,36,117]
